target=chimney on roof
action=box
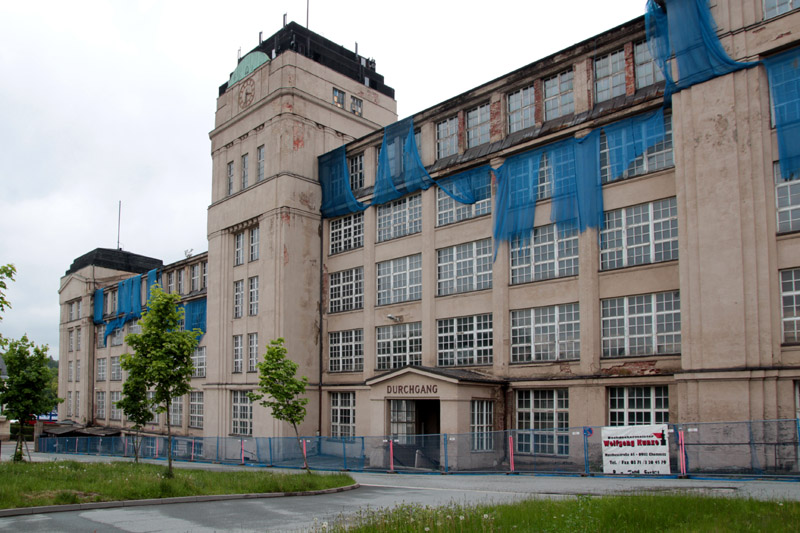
[283,13,287,27]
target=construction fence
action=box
[37,419,800,478]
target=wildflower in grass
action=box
[459,515,465,521]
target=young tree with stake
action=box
[248,338,310,469]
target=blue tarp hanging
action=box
[372,118,434,206]
[104,316,125,341]
[146,268,160,304]
[646,0,759,101]
[493,149,542,257]
[602,108,666,183]
[104,275,142,339]
[183,298,207,338]
[319,146,366,218]
[765,47,800,182]
[93,289,104,324]
[437,165,493,205]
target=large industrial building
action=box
[59,0,800,462]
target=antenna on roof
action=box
[306,0,309,28]
[283,13,287,27]
[116,201,121,250]
[355,42,358,55]
[259,31,263,44]
[237,47,241,61]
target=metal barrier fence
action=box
[37,419,800,477]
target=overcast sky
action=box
[0,0,647,358]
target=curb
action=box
[0,483,360,518]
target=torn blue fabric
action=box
[493,149,542,258]
[184,298,207,337]
[601,108,666,183]
[319,146,366,218]
[146,268,160,304]
[372,118,434,206]
[765,47,800,182]
[93,289,104,324]
[437,165,493,205]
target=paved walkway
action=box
[1,446,799,532]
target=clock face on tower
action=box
[238,78,255,108]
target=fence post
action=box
[389,438,395,472]
[443,434,448,473]
[582,427,590,475]
[748,421,763,474]
[240,438,244,465]
[342,438,348,471]
[509,434,515,473]
[360,437,365,470]
[268,437,273,466]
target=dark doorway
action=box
[389,399,441,469]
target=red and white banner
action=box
[601,424,670,475]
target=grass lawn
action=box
[0,461,354,509]
[327,494,800,532]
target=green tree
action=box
[123,285,199,476]
[248,338,310,469]
[0,336,60,461]
[0,263,16,349]
[117,352,153,463]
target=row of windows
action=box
[164,262,208,296]
[66,299,82,322]
[332,88,363,117]
[329,199,679,312]
[327,292,681,372]
[233,276,259,318]
[226,146,265,196]
[67,327,82,352]
[232,333,259,373]
[93,391,204,428]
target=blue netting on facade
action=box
[104,275,142,340]
[319,146,366,218]
[437,165,493,204]
[602,108,667,183]
[493,149,542,257]
[184,298,207,337]
[104,316,125,340]
[93,289,104,324]
[146,268,160,305]
[372,118,434,206]
[765,47,800,182]
[646,0,758,101]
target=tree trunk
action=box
[293,423,308,470]
[14,423,24,462]
[134,432,140,464]
[166,397,173,477]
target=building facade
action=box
[59,1,800,451]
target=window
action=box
[233,335,243,372]
[192,346,206,378]
[202,261,208,289]
[177,315,185,332]
[436,116,458,159]
[330,212,364,254]
[601,198,678,270]
[232,390,252,435]
[331,392,356,438]
[377,322,422,370]
[511,303,580,362]
[110,328,123,347]
[68,361,73,381]
[776,163,800,233]
[242,154,250,190]
[594,49,626,103]
[601,291,681,357]
[76,328,81,351]
[257,145,265,182]
[348,153,364,191]
[249,226,260,261]
[516,389,569,455]
[437,239,492,296]
[233,280,244,318]
[191,264,200,292]
[510,223,579,284]
[75,360,80,382]
[177,270,184,295]
[248,276,259,316]
[350,95,363,116]
[169,396,183,426]
[600,114,673,183]
[436,178,492,226]
[109,391,122,421]
[248,333,258,372]
[781,268,800,342]
[147,391,159,423]
[68,301,76,321]
[332,88,346,108]
[75,391,80,418]
[466,103,490,148]
[377,254,422,305]
[437,314,493,366]
[764,0,795,19]
[110,356,122,380]
[68,329,74,352]
[227,161,234,196]
[544,69,574,120]
[234,232,244,266]
[96,391,106,419]
[167,272,175,294]
[390,399,417,444]
[67,391,72,417]
[97,358,106,381]
[377,194,422,242]
[189,391,204,428]
[508,85,535,133]
[634,41,665,89]
[96,326,105,349]
[471,400,494,451]
[329,329,364,372]
[76,300,81,319]
[329,267,363,313]
[109,290,118,315]
[609,386,669,426]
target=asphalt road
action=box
[1,447,799,532]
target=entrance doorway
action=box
[389,399,440,469]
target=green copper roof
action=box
[229,51,269,86]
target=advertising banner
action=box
[601,424,670,475]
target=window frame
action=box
[241,153,249,189]
[248,276,259,316]
[437,314,493,367]
[249,226,260,262]
[329,267,364,313]
[331,391,356,439]
[601,291,681,357]
[471,400,494,451]
[436,116,458,159]
[543,69,574,121]
[234,232,245,266]
[436,239,493,296]
[189,391,204,429]
[231,390,253,436]
[332,88,346,108]
[594,48,627,103]
[634,40,665,90]
[248,332,258,372]
[376,193,422,242]
[377,322,422,370]
[257,145,265,182]
[466,103,490,148]
[233,335,243,373]
[330,212,364,255]
[608,386,669,426]
[348,153,364,191]
[508,85,535,133]
[511,303,581,363]
[329,329,364,372]
[376,254,422,306]
[600,197,679,271]
[192,346,206,378]
[110,356,122,381]
[510,222,579,284]
[96,391,106,419]
[516,389,569,456]
[233,280,244,319]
